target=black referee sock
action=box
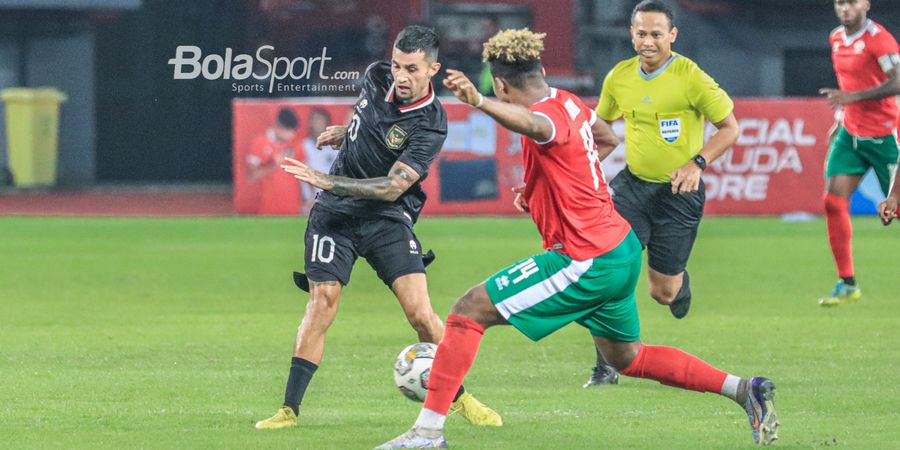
[283,357,318,415]
[841,276,856,287]
[454,384,466,402]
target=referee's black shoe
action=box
[669,270,691,319]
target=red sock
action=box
[423,314,484,415]
[620,344,728,394]
[824,193,854,278]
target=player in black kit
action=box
[255,25,502,430]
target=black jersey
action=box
[315,61,447,224]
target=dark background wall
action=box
[2,0,900,185]
[95,0,249,182]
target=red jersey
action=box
[522,88,631,261]
[830,19,900,137]
[248,129,304,215]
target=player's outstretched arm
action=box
[443,69,553,143]
[820,64,900,107]
[281,157,419,202]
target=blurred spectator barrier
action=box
[234,97,847,216]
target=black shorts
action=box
[304,205,426,287]
[609,167,705,276]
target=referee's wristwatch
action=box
[692,154,708,171]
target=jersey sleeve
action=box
[687,65,734,124]
[530,99,571,148]
[397,122,446,178]
[595,70,620,122]
[869,28,900,73]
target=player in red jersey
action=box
[376,29,779,449]
[818,0,900,306]
[246,108,304,215]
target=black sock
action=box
[842,276,856,286]
[283,357,318,415]
[453,384,465,402]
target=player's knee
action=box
[649,284,677,305]
[605,348,639,372]
[605,354,632,372]
[406,309,439,333]
[306,289,340,317]
[595,340,640,372]
[824,192,849,212]
[450,287,483,317]
[449,285,497,328]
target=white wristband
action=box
[474,93,484,108]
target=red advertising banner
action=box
[232,99,355,215]
[703,99,833,215]
[233,98,834,216]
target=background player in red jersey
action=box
[376,29,779,449]
[818,0,900,305]
[246,108,304,215]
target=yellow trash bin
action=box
[1,87,67,187]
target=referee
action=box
[584,0,740,387]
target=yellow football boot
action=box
[450,392,503,427]
[254,406,297,429]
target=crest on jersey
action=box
[385,124,408,149]
[659,118,681,143]
[853,40,866,54]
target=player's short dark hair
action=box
[482,28,546,89]
[632,0,675,29]
[277,108,298,129]
[394,25,440,60]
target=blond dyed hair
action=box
[482,28,546,63]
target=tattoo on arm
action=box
[328,164,418,201]
[329,175,394,199]
[392,166,415,184]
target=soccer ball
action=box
[393,342,437,402]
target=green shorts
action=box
[826,126,899,195]
[484,231,642,342]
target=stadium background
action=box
[0,0,898,215]
[3,1,900,449]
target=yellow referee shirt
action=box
[596,53,733,183]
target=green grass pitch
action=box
[1,216,899,449]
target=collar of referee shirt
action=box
[639,54,680,81]
[385,81,436,113]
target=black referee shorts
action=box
[609,167,705,276]
[303,205,426,287]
